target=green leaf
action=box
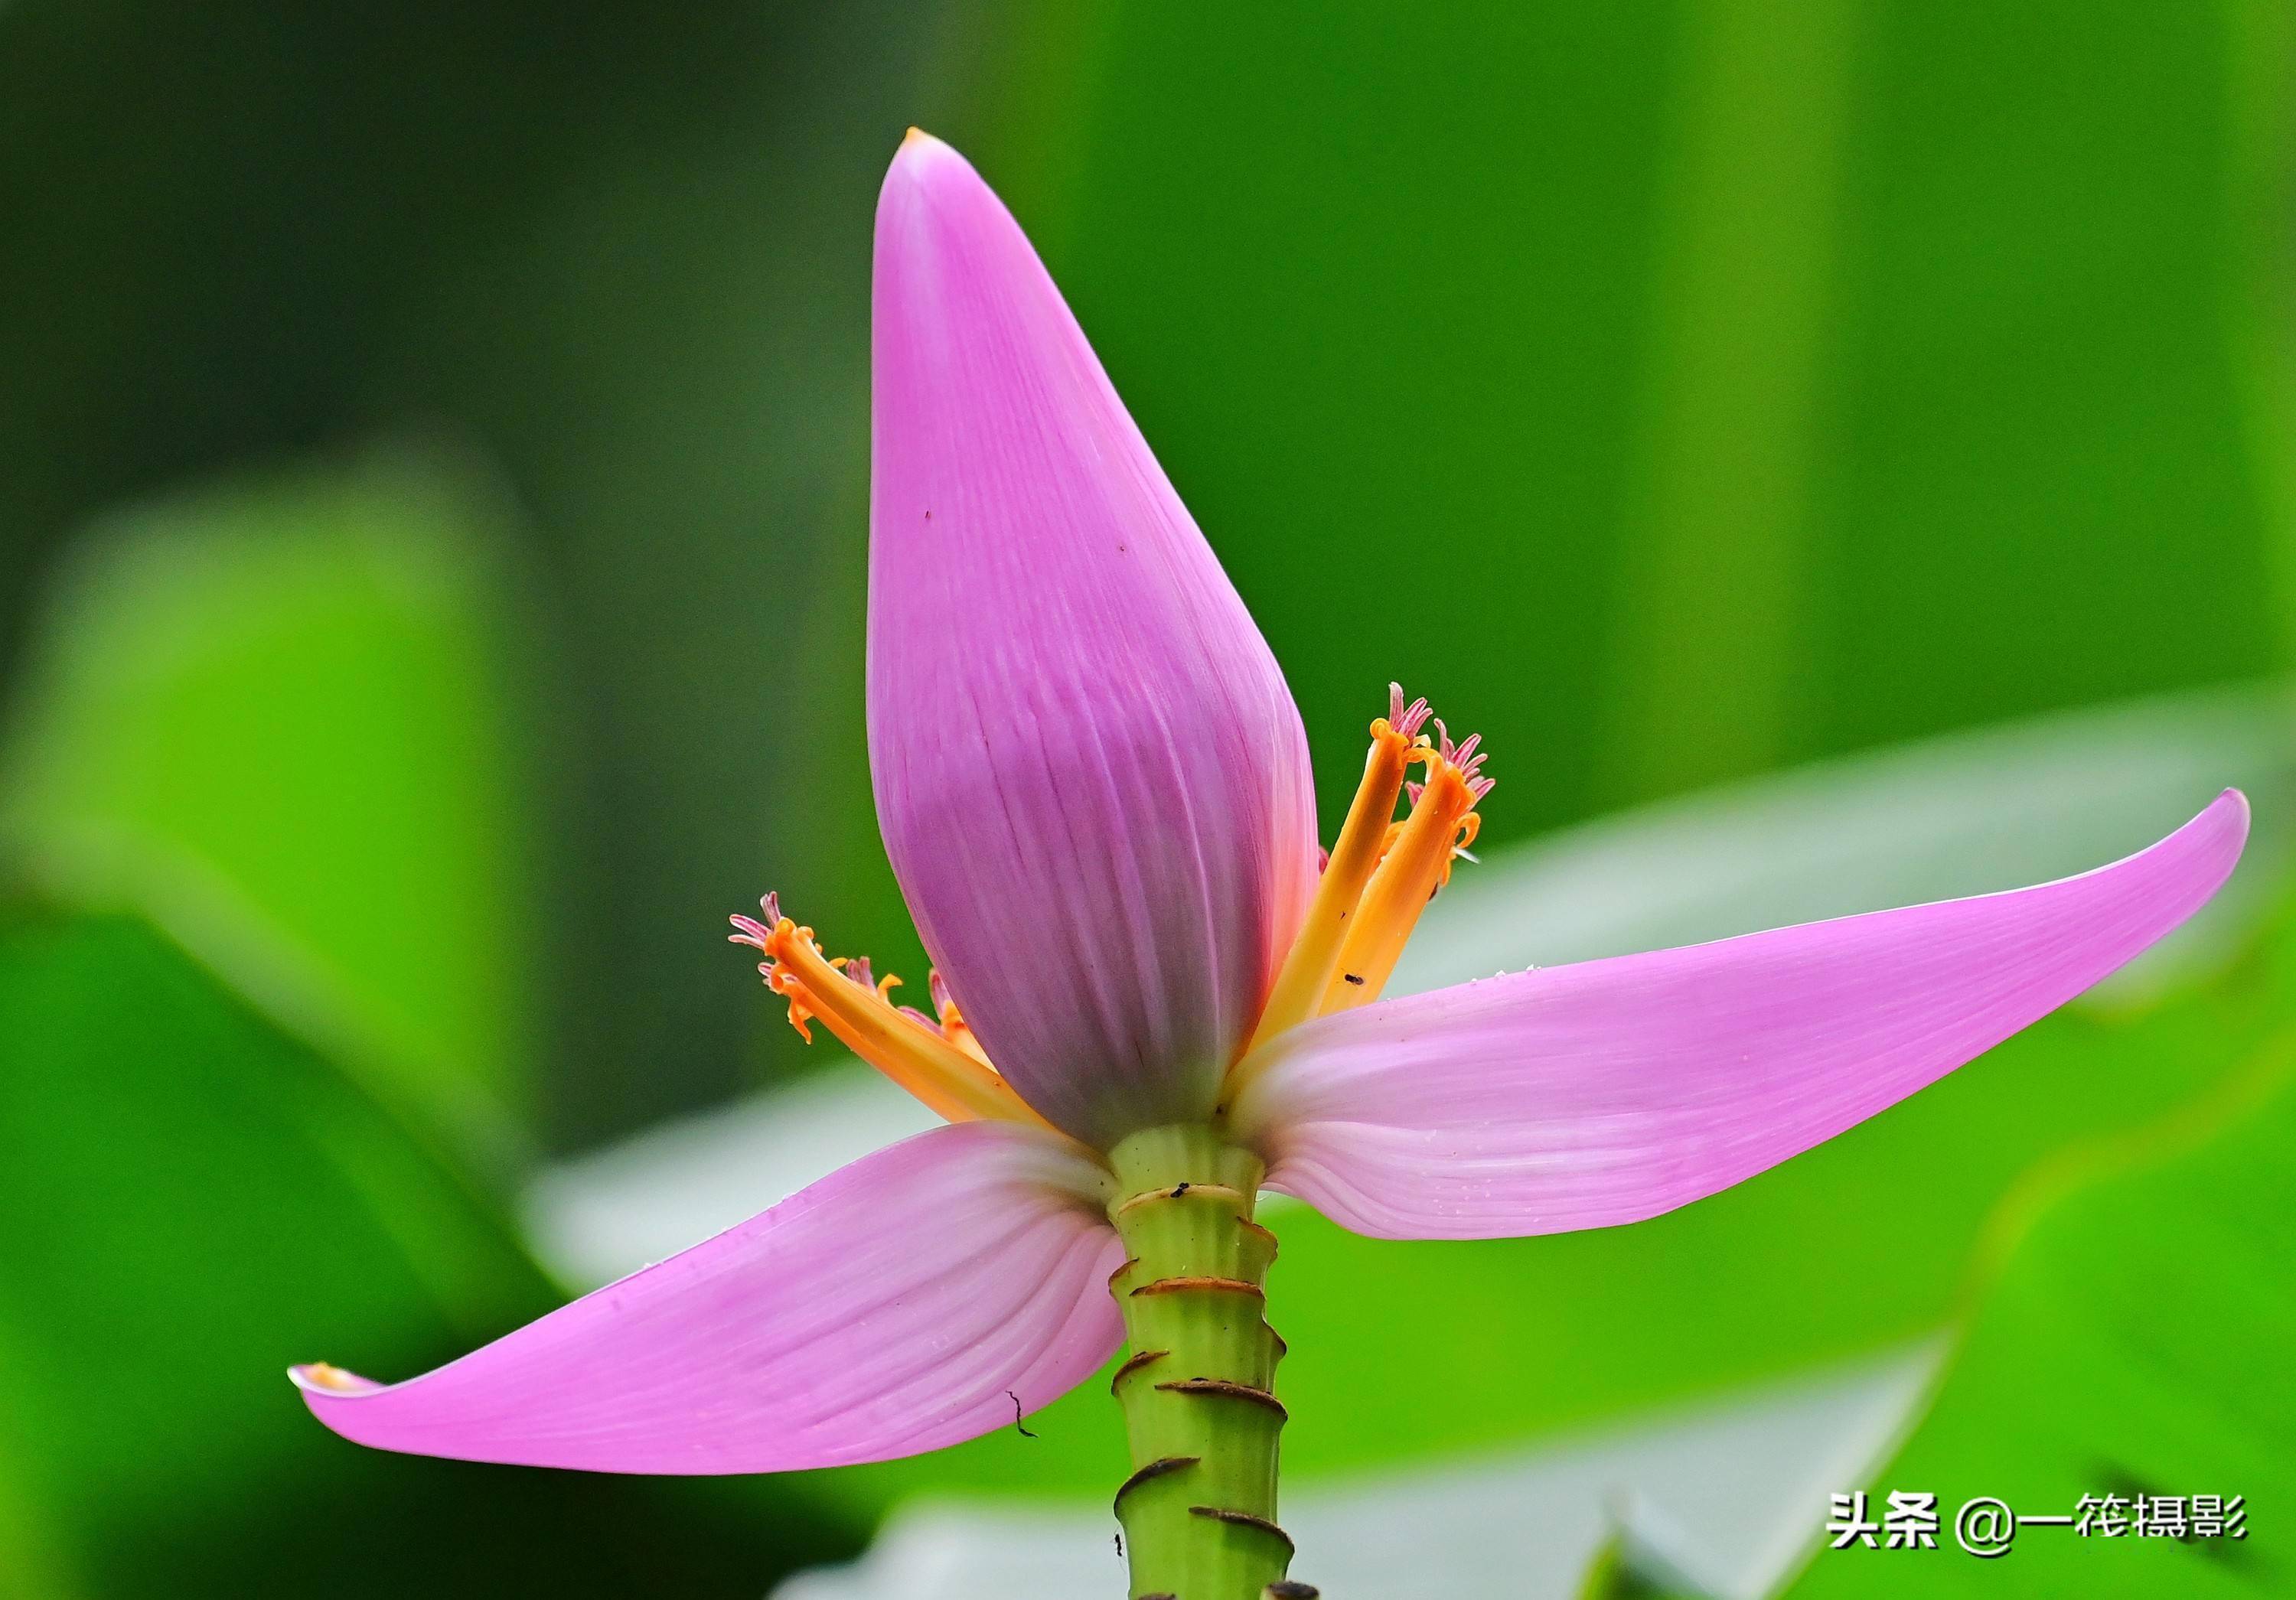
[1,454,542,1145]
[1779,981,2296,1596]
[0,909,856,1595]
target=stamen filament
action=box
[1316,758,1484,1013]
[929,969,993,1064]
[1243,690,1429,1054]
[732,905,1045,1127]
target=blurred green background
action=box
[1,2,2289,1595]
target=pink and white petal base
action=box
[294,1122,1124,1472]
[1231,791,2247,1240]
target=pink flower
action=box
[295,132,2246,1591]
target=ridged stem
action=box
[1106,1124,1293,1600]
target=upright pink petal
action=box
[1231,792,2247,1240]
[868,132,1318,1149]
[293,1123,1123,1471]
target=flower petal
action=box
[867,133,1318,1149]
[1231,792,2248,1240]
[293,1121,1123,1472]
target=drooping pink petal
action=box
[867,132,1318,1150]
[293,1122,1123,1472]
[1230,792,2248,1240]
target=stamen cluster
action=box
[1233,683,1494,1067]
[727,894,1039,1126]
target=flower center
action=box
[1241,684,1492,1056]
[729,895,1044,1126]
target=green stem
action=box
[1105,1123,1294,1600]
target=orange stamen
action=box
[928,969,993,1065]
[1316,746,1488,1014]
[1244,689,1429,1053]
[731,905,1045,1127]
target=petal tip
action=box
[2190,787,2251,872]
[876,127,993,252]
[289,1361,381,1399]
[881,125,971,195]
